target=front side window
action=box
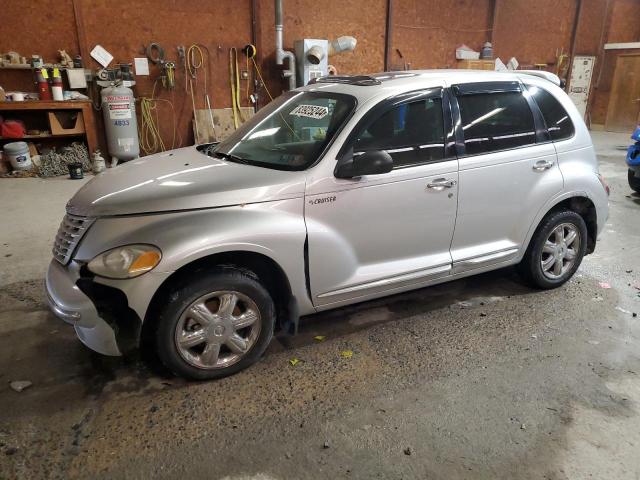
[214,91,356,170]
[526,84,574,141]
[457,91,536,155]
[353,97,445,168]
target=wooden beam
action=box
[384,0,394,71]
[569,0,583,61]
[489,0,499,45]
[585,0,614,124]
[566,0,583,92]
[72,0,91,65]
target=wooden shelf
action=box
[0,65,70,70]
[0,64,31,70]
[0,100,92,111]
[0,100,97,153]
[0,133,84,141]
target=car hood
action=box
[66,146,306,217]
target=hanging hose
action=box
[145,42,165,65]
[229,47,245,129]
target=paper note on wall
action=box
[90,45,113,68]
[134,58,149,76]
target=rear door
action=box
[448,81,563,271]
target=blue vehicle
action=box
[627,126,640,192]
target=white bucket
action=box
[3,141,32,171]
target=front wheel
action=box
[628,168,640,193]
[519,210,588,289]
[154,268,275,380]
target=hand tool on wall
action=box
[177,46,187,92]
[187,44,215,136]
[163,61,176,90]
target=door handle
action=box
[532,160,554,171]
[426,178,457,190]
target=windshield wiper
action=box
[215,151,250,164]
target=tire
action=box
[628,168,640,193]
[154,268,275,380]
[518,210,588,289]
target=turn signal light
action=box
[129,251,162,275]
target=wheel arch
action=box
[526,193,597,255]
[141,250,296,348]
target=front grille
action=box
[52,214,94,265]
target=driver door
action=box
[305,89,460,308]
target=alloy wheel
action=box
[540,223,581,280]
[174,291,261,369]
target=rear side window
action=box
[526,84,574,141]
[353,97,445,168]
[457,91,536,155]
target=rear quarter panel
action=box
[520,76,609,241]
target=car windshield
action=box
[212,91,356,171]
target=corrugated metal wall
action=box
[1,0,639,150]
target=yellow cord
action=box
[229,48,245,129]
[229,49,238,129]
[251,56,274,101]
[139,81,177,155]
[249,56,299,139]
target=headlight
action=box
[87,244,162,279]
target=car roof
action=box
[300,69,560,104]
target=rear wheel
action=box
[628,168,640,193]
[519,210,587,289]
[154,268,275,380]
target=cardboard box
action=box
[457,59,496,70]
[48,111,85,135]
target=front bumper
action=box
[45,259,121,356]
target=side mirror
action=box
[335,150,394,179]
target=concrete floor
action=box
[1,131,639,479]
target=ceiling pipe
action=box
[275,0,297,90]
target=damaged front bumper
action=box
[45,259,122,356]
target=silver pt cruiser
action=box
[47,70,609,380]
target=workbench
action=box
[0,100,97,154]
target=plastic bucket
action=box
[67,162,84,179]
[3,141,32,171]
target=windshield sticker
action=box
[290,104,329,120]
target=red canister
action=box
[37,68,52,101]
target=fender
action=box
[74,198,314,321]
